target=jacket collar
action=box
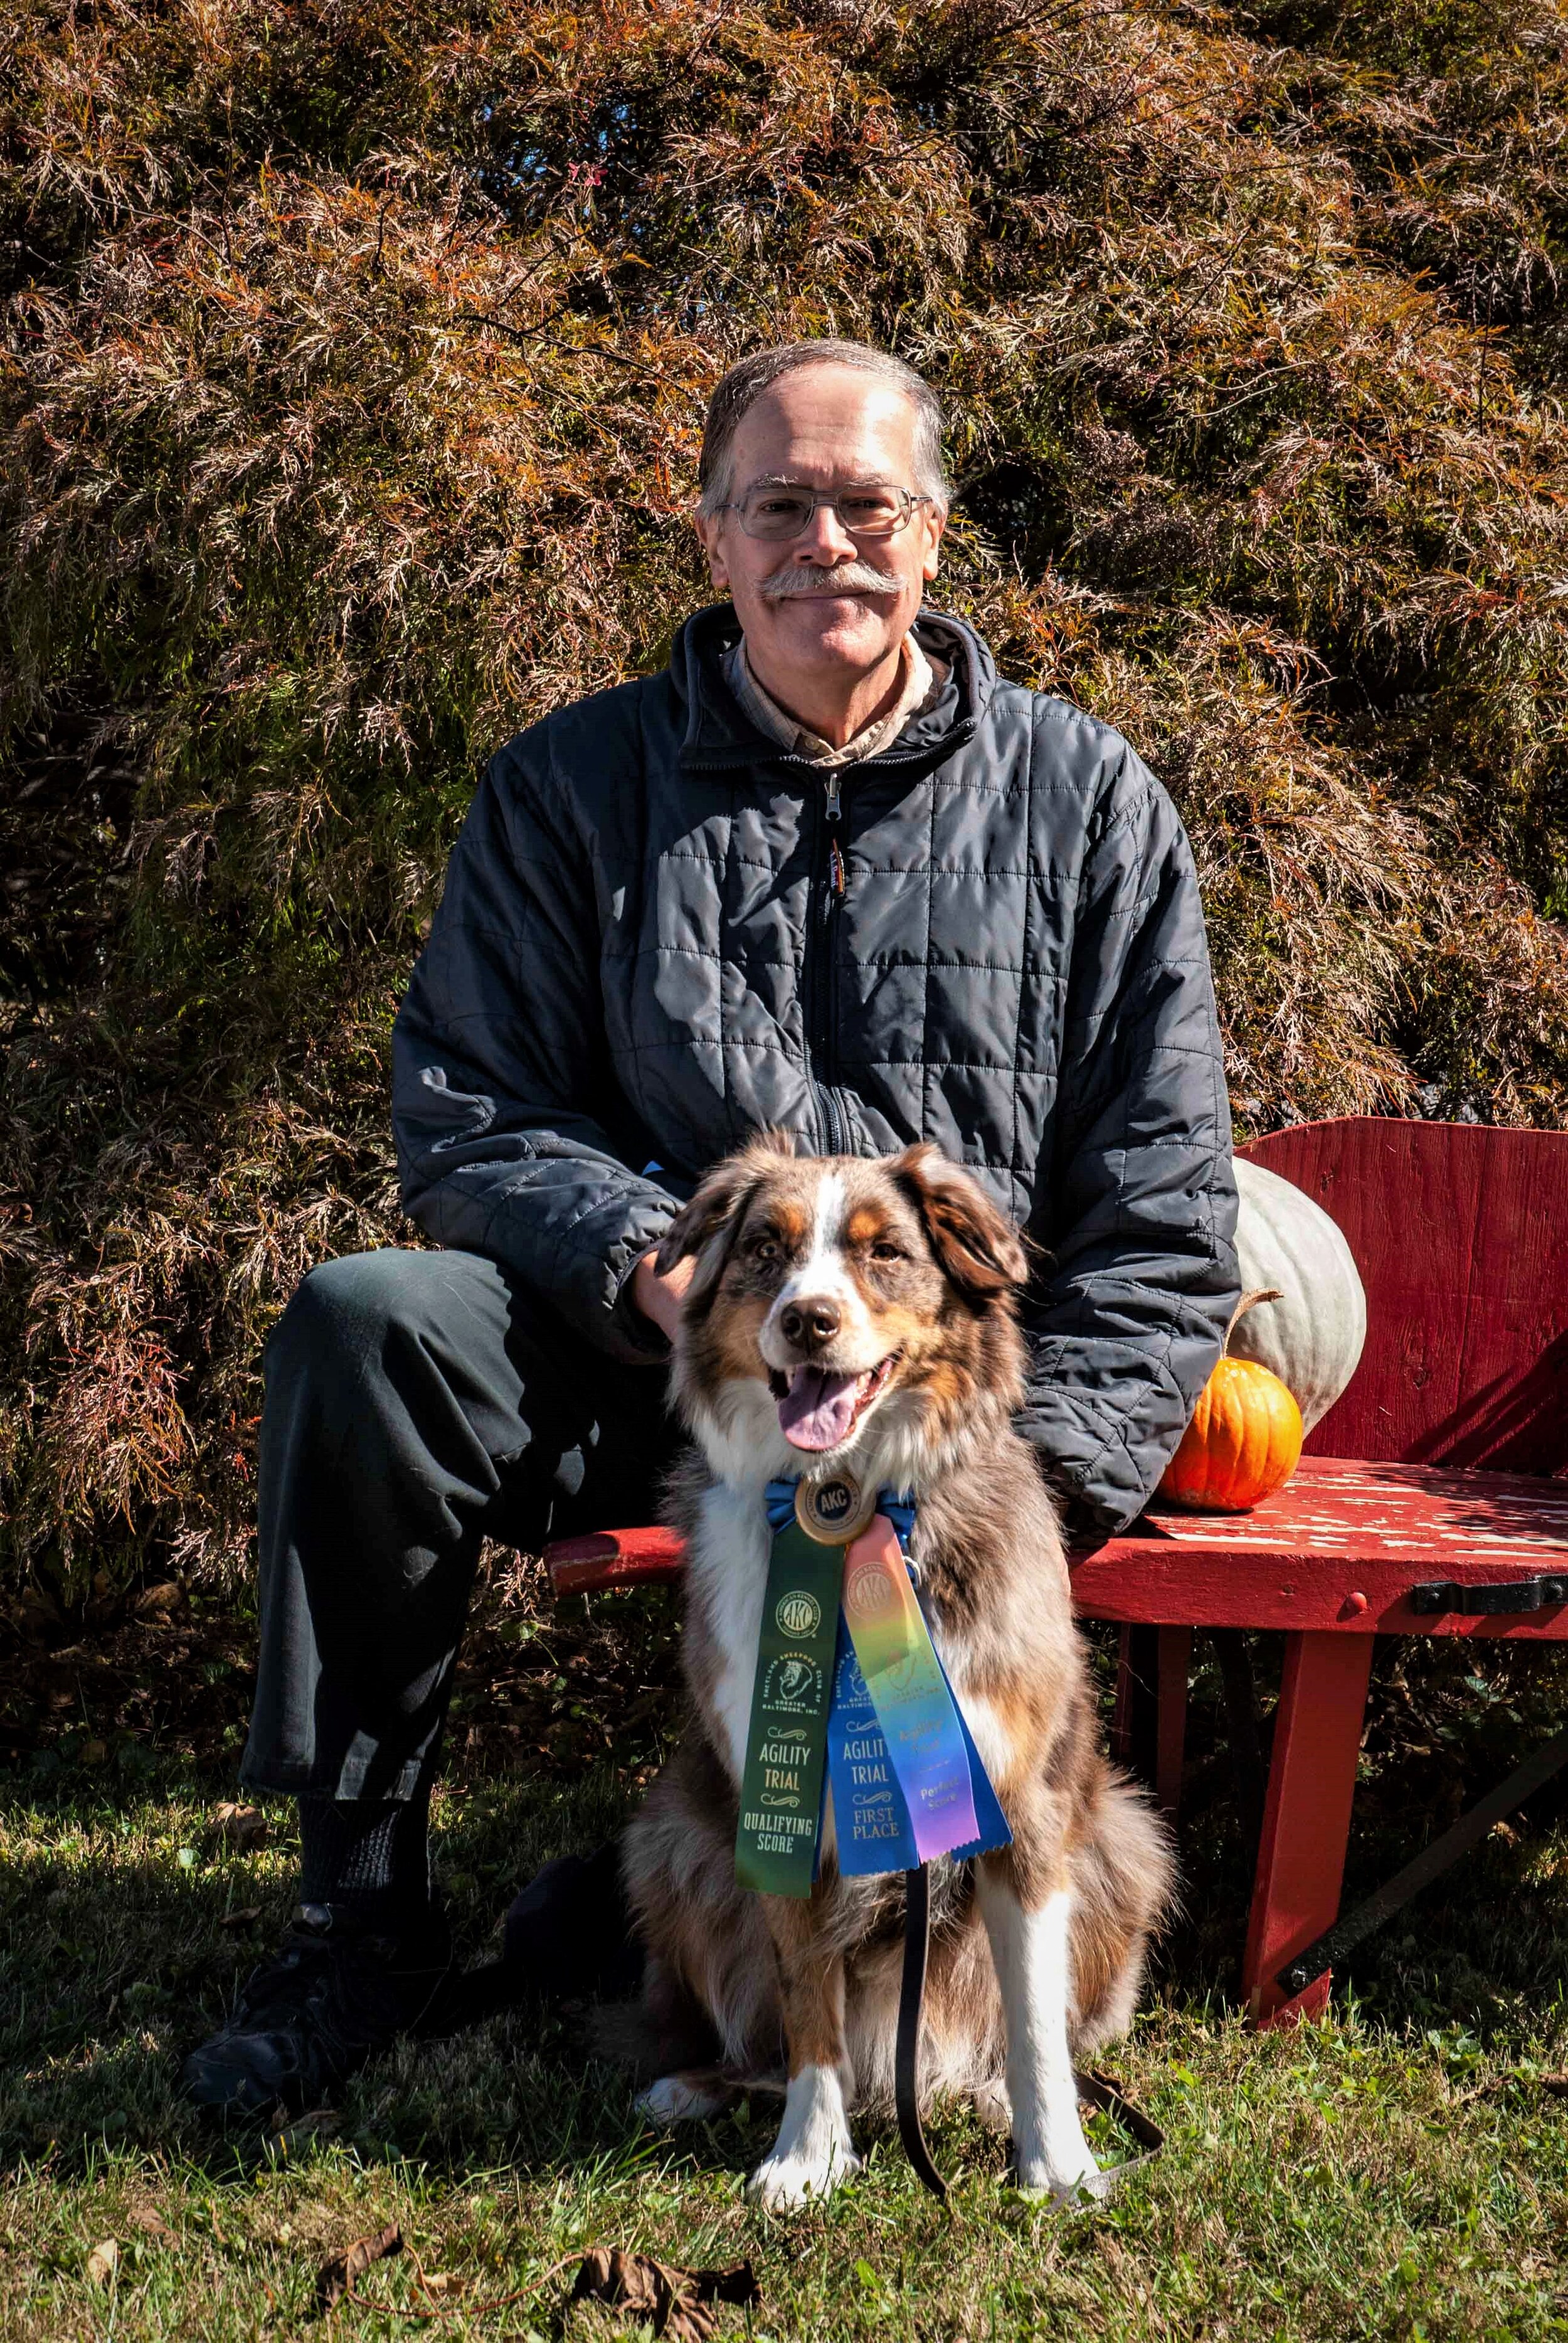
[670,600,994,776]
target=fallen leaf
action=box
[1539,2073,1568,2095]
[571,2248,761,2340]
[127,2205,174,2243]
[420,2271,461,2296]
[209,1802,268,1852]
[218,1905,263,1929]
[315,2223,401,2312]
[85,2239,119,2288]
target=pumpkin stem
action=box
[1222,1286,1285,1355]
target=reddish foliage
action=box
[3,0,1567,1599]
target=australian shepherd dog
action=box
[617,1136,1173,2208]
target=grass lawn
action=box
[8,1601,1568,2339]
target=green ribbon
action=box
[734,1520,844,1896]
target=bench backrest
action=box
[1239,1117,1568,1474]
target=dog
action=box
[616,1135,1173,2208]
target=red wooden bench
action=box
[544,1117,1568,2027]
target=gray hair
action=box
[697,340,951,519]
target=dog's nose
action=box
[780,1297,842,1349]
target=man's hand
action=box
[631,1248,696,1344]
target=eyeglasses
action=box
[718,483,935,542]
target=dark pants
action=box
[241,1248,678,1804]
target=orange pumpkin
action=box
[1160,1288,1304,1512]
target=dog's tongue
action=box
[777,1365,863,1452]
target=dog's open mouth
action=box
[767,1353,901,1452]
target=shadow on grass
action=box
[13,1704,1568,2204]
[1104,1622,1568,2053]
[0,1748,1116,2212]
[1152,1756,1568,2051]
[0,1750,715,2191]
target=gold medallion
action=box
[793,1471,876,1546]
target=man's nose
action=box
[780,1295,843,1349]
[793,502,857,563]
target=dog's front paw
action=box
[636,2074,734,2128]
[747,2062,859,2209]
[746,2142,862,2212]
[1014,2144,1111,2206]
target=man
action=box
[182,340,1239,2116]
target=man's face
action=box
[695,364,945,696]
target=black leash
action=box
[1072,2066,1165,2166]
[896,1863,949,2200]
[894,1862,1165,2202]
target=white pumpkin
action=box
[1231,1158,1367,1433]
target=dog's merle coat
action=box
[613,1137,1173,2209]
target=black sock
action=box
[297,1785,433,1930]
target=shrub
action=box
[3,0,1566,1594]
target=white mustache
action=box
[759,560,900,599]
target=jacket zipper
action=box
[812,768,847,1155]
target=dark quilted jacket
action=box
[392,602,1239,1534]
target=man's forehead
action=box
[743,469,896,490]
[728,366,919,481]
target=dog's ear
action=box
[655,1159,756,1278]
[654,1134,789,1294]
[892,1143,1028,1298]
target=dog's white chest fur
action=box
[688,1479,774,1787]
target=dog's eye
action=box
[870,1241,904,1263]
[752,1236,780,1262]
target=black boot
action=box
[181,1902,455,2118]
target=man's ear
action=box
[692,506,731,592]
[891,1142,1027,1298]
[654,1131,794,1295]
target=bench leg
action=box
[1111,1622,1157,1778]
[1111,1625,1188,1820]
[1242,1630,1372,2029]
[1213,1628,1266,1857]
[1111,1624,1137,1768]
[1156,1625,1191,1822]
